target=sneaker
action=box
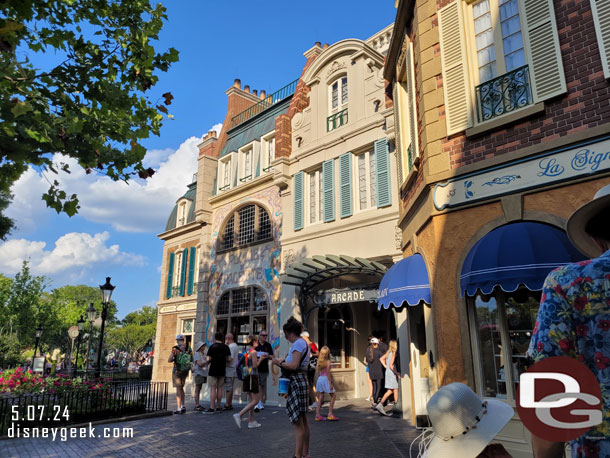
[376,403,390,416]
[222,405,233,411]
[259,403,264,410]
[248,421,262,429]
[215,408,222,414]
[203,408,215,414]
[314,415,326,421]
[232,413,241,429]
[180,406,186,412]
[173,409,182,415]
[194,405,204,411]
[254,407,260,413]
[365,396,371,401]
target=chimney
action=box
[253,89,258,96]
[260,90,266,100]
[244,85,250,93]
[208,130,217,138]
[315,41,321,48]
[323,43,329,50]
[233,78,241,89]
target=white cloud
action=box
[0,231,144,279]
[142,147,174,169]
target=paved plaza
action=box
[0,400,421,458]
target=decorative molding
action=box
[394,226,402,251]
[292,112,304,129]
[327,60,347,78]
[283,249,295,270]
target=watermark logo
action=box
[516,356,602,442]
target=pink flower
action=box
[559,339,574,352]
[537,341,544,352]
[595,352,610,370]
[599,320,610,332]
[574,297,588,311]
[576,324,589,336]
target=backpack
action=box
[175,349,192,373]
[235,351,252,381]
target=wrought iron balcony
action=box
[327,108,348,132]
[231,78,299,127]
[171,286,181,298]
[475,65,533,123]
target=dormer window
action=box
[240,147,253,183]
[219,155,233,192]
[177,200,189,227]
[262,132,275,172]
[328,76,348,132]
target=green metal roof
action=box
[219,97,291,158]
[165,182,197,232]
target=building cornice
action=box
[157,221,202,241]
[208,172,275,206]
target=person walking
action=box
[364,336,374,401]
[376,339,400,416]
[192,341,208,411]
[222,332,239,411]
[232,335,262,429]
[168,334,192,414]
[367,338,383,406]
[528,184,610,458]
[204,332,231,414]
[314,346,338,421]
[254,330,273,412]
[301,331,319,411]
[272,317,311,458]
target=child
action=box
[314,346,338,421]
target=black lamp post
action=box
[31,325,43,369]
[73,315,85,377]
[95,277,115,378]
[85,303,97,374]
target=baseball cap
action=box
[176,334,185,340]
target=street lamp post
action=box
[73,315,85,377]
[85,303,97,375]
[95,277,115,378]
[31,325,43,369]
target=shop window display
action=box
[216,286,269,345]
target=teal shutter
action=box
[187,246,196,296]
[166,252,175,299]
[339,153,353,218]
[375,139,392,208]
[212,177,217,196]
[293,172,304,231]
[179,249,188,296]
[322,159,335,222]
[255,154,261,177]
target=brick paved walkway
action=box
[0,400,421,458]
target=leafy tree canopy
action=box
[107,305,156,358]
[0,0,179,239]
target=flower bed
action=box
[0,367,110,397]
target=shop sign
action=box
[433,136,610,210]
[314,287,378,305]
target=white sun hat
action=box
[566,183,610,258]
[421,383,513,458]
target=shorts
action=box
[194,375,207,386]
[223,376,235,391]
[208,375,225,388]
[243,374,259,393]
[172,371,188,387]
[258,371,269,388]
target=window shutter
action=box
[438,1,472,135]
[322,159,335,222]
[520,0,566,101]
[212,177,217,196]
[392,84,405,183]
[166,252,175,299]
[232,155,238,188]
[253,142,261,178]
[407,42,419,161]
[590,0,610,79]
[179,248,188,296]
[187,246,196,296]
[339,153,353,218]
[293,172,304,231]
[375,139,392,208]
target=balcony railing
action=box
[327,108,348,132]
[407,144,414,172]
[475,65,532,123]
[231,78,299,127]
[171,286,181,298]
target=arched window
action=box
[218,204,273,252]
[215,286,269,345]
[318,305,352,368]
[327,76,348,132]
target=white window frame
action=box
[176,200,189,227]
[464,0,528,87]
[328,75,348,114]
[173,251,183,289]
[218,154,233,192]
[238,143,255,183]
[262,131,275,173]
[353,150,377,213]
[305,168,324,226]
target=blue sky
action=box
[0,1,396,318]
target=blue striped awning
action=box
[460,222,586,297]
[377,254,431,309]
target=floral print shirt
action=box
[529,250,610,458]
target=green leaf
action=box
[10,101,33,118]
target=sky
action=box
[0,1,397,319]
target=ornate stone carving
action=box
[292,112,303,129]
[395,226,403,251]
[283,249,295,269]
[327,60,346,78]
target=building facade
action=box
[385,0,610,455]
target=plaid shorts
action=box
[286,372,309,425]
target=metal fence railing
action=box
[0,380,167,435]
[231,78,298,127]
[475,65,532,123]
